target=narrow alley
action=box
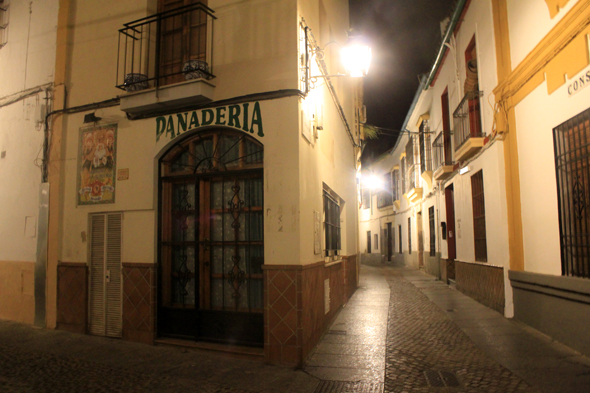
[1,265,589,393]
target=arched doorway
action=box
[158,129,264,346]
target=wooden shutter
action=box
[89,215,106,336]
[106,214,122,337]
[89,213,122,338]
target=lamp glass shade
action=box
[341,44,371,77]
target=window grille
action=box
[400,157,406,195]
[377,173,393,208]
[420,121,433,173]
[362,187,370,209]
[471,170,487,262]
[554,107,590,278]
[324,191,341,257]
[408,217,412,254]
[432,132,445,171]
[392,169,400,202]
[0,0,9,49]
[429,206,435,257]
[398,225,402,254]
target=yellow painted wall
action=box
[0,261,35,325]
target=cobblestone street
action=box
[1,265,590,392]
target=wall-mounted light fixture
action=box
[306,29,372,82]
[459,165,470,175]
[83,112,102,124]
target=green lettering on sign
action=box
[156,102,265,141]
[202,109,214,126]
[156,116,166,141]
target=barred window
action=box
[362,187,370,209]
[324,190,341,257]
[392,169,400,201]
[377,173,393,208]
[408,217,412,254]
[554,107,590,278]
[420,121,432,173]
[0,0,9,49]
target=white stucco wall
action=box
[514,75,590,275]
[0,0,58,263]
[506,0,578,69]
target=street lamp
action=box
[307,30,372,80]
[341,32,372,78]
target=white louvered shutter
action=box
[106,213,122,338]
[89,213,122,338]
[89,214,106,336]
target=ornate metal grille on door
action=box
[159,130,264,345]
[554,107,590,279]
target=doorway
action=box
[158,130,264,346]
[386,222,393,262]
[445,184,456,278]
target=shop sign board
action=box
[156,101,264,141]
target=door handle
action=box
[105,270,111,283]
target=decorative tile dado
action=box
[456,261,505,314]
[57,263,88,334]
[122,263,155,344]
[264,256,358,366]
[266,269,299,365]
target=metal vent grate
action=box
[314,381,383,393]
[424,369,461,388]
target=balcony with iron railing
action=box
[116,3,217,115]
[453,90,484,162]
[433,132,454,181]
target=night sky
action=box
[348,0,456,163]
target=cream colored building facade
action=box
[0,0,58,326]
[360,0,590,357]
[0,0,362,367]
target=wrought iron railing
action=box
[406,164,420,193]
[432,133,445,171]
[420,131,433,173]
[453,91,484,150]
[392,169,400,201]
[116,3,216,91]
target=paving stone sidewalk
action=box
[0,320,317,393]
[384,269,535,393]
[2,265,590,393]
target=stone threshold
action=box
[154,338,264,358]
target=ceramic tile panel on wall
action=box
[122,263,156,345]
[265,267,301,366]
[264,256,358,366]
[56,263,88,334]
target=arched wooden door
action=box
[158,130,264,346]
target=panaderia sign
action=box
[156,101,264,141]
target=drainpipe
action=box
[424,0,468,89]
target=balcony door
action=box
[158,129,264,347]
[158,0,208,86]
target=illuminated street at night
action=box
[2,0,590,392]
[1,266,589,392]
